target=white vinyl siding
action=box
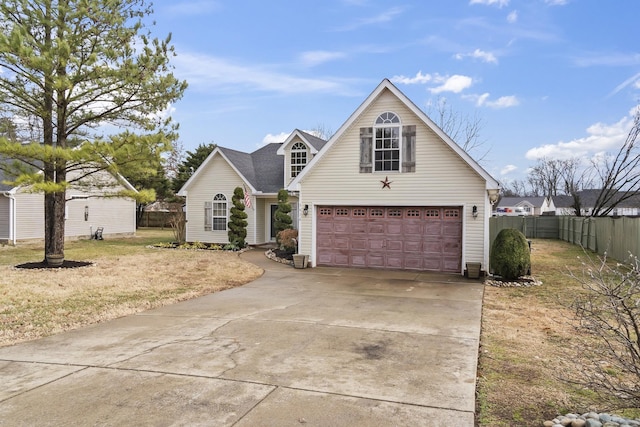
[297,89,488,271]
[8,167,136,242]
[183,153,257,244]
[14,192,45,240]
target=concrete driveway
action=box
[0,249,484,426]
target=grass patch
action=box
[0,228,263,347]
[477,238,635,425]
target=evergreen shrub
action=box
[490,228,530,280]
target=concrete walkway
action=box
[0,249,484,426]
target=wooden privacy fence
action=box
[138,211,185,228]
[490,216,640,262]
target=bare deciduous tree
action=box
[427,97,488,162]
[528,157,566,197]
[309,123,333,140]
[501,179,529,197]
[590,111,640,217]
[567,253,640,406]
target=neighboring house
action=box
[180,79,500,274]
[0,166,137,245]
[495,196,555,216]
[552,190,640,216]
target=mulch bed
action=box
[272,249,294,261]
[15,260,94,270]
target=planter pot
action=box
[292,254,308,269]
[466,262,481,279]
[45,254,65,267]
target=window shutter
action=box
[402,125,416,173]
[359,127,373,173]
[204,201,212,231]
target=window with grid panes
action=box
[212,193,227,230]
[290,142,307,178]
[374,112,400,172]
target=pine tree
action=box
[172,142,217,193]
[0,0,187,265]
[227,187,248,249]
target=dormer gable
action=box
[277,129,327,184]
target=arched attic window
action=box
[374,112,401,172]
[359,112,415,173]
[291,142,308,178]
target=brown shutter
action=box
[402,125,416,173]
[204,201,212,231]
[359,127,373,173]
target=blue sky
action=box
[150,0,640,185]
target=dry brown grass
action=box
[0,230,263,347]
[477,239,639,426]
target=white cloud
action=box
[299,50,347,67]
[469,93,519,108]
[609,72,640,97]
[262,132,290,145]
[488,95,519,108]
[391,71,434,85]
[507,10,518,23]
[545,0,568,5]
[469,0,510,8]
[173,52,354,95]
[455,49,498,64]
[334,7,404,31]
[525,114,634,160]
[429,75,473,94]
[501,164,518,175]
[148,103,176,122]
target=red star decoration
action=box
[381,176,392,189]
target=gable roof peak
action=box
[277,129,328,155]
[288,78,499,189]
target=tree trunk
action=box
[44,191,66,265]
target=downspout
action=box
[2,192,16,246]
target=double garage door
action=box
[316,206,462,272]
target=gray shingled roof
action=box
[296,129,329,151]
[219,143,284,194]
[217,132,328,194]
[498,196,547,207]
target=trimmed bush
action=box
[227,187,248,248]
[277,229,298,253]
[490,228,530,280]
[274,189,293,246]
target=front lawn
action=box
[0,228,262,347]
[477,238,640,425]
